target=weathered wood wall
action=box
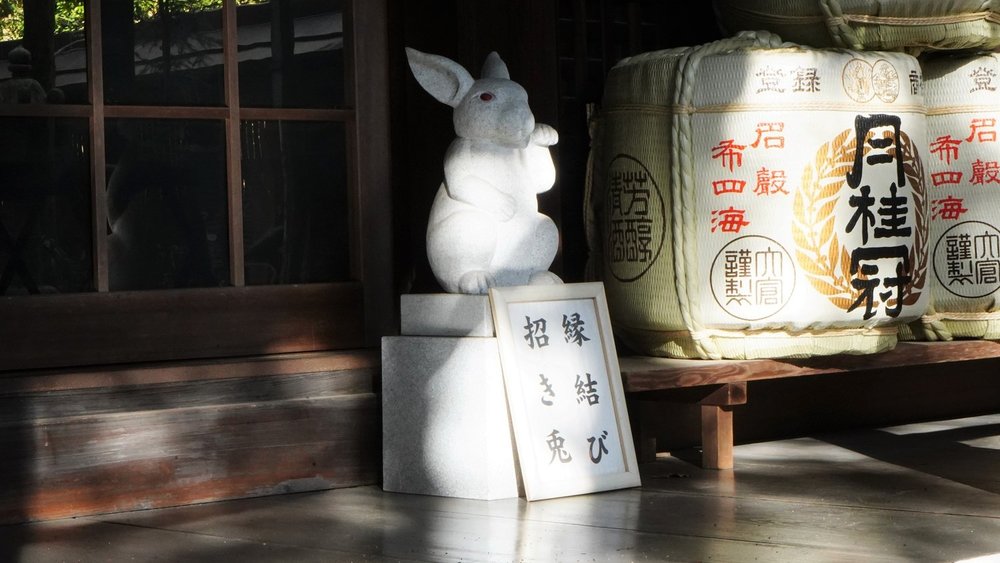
[0,351,379,523]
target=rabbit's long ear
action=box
[406,47,473,108]
[481,52,510,80]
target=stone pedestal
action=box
[400,293,495,337]
[381,294,520,500]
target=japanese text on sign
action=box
[506,296,628,478]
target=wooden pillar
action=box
[22,0,56,90]
[627,395,657,463]
[701,405,735,469]
[699,382,747,470]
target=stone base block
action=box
[381,335,519,500]
[400,294,495,336]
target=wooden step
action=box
[0,350,380,524]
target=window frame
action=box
[0,0,392,372]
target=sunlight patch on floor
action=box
[955,553,1000,563]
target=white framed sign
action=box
[489,282,641,501]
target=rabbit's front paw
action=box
[528,271,563,286]
[458,270,495,294]
[491,193,517,221]
[530,123,559,147]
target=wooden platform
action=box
[1,413,997,562]
[620,340,1000,470]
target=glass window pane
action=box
[0,117,92,295]
[241,120,348,285]
[106,118,229,290]
[102,0,225,106]
[0,0,87,104]
[237,0,345,108]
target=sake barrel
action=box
[910,53,1000,341]
[584,31,930,359]
[712,0,1000,54]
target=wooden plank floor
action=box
[1,413,998,563]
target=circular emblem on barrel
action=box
[843,58,900,104]
[710,235,796,321]
[872,59,900,103]
[843,59,875,103]
[605,154,665,282]
[933,221,1000,299]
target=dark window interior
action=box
[0,0,373,371]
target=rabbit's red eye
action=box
[479,92,494,101]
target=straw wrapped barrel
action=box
[712,0,1000,54]
[585,31,930,359]
[905,53,1000,341]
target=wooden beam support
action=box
[626,383,747,465]
[700,382,748,406]
[699,383,745,470]
[701,404,735,470]
[626,395,657,463]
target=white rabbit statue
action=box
[406,47,562,294]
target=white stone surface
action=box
[400,293,495,336]
[405,47,563,294]
[381,335,520,500]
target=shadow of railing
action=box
[818,418,1000,496]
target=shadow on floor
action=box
[818,419,1000,495]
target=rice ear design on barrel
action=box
[584,31,931,360]
[793,126,928,314]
